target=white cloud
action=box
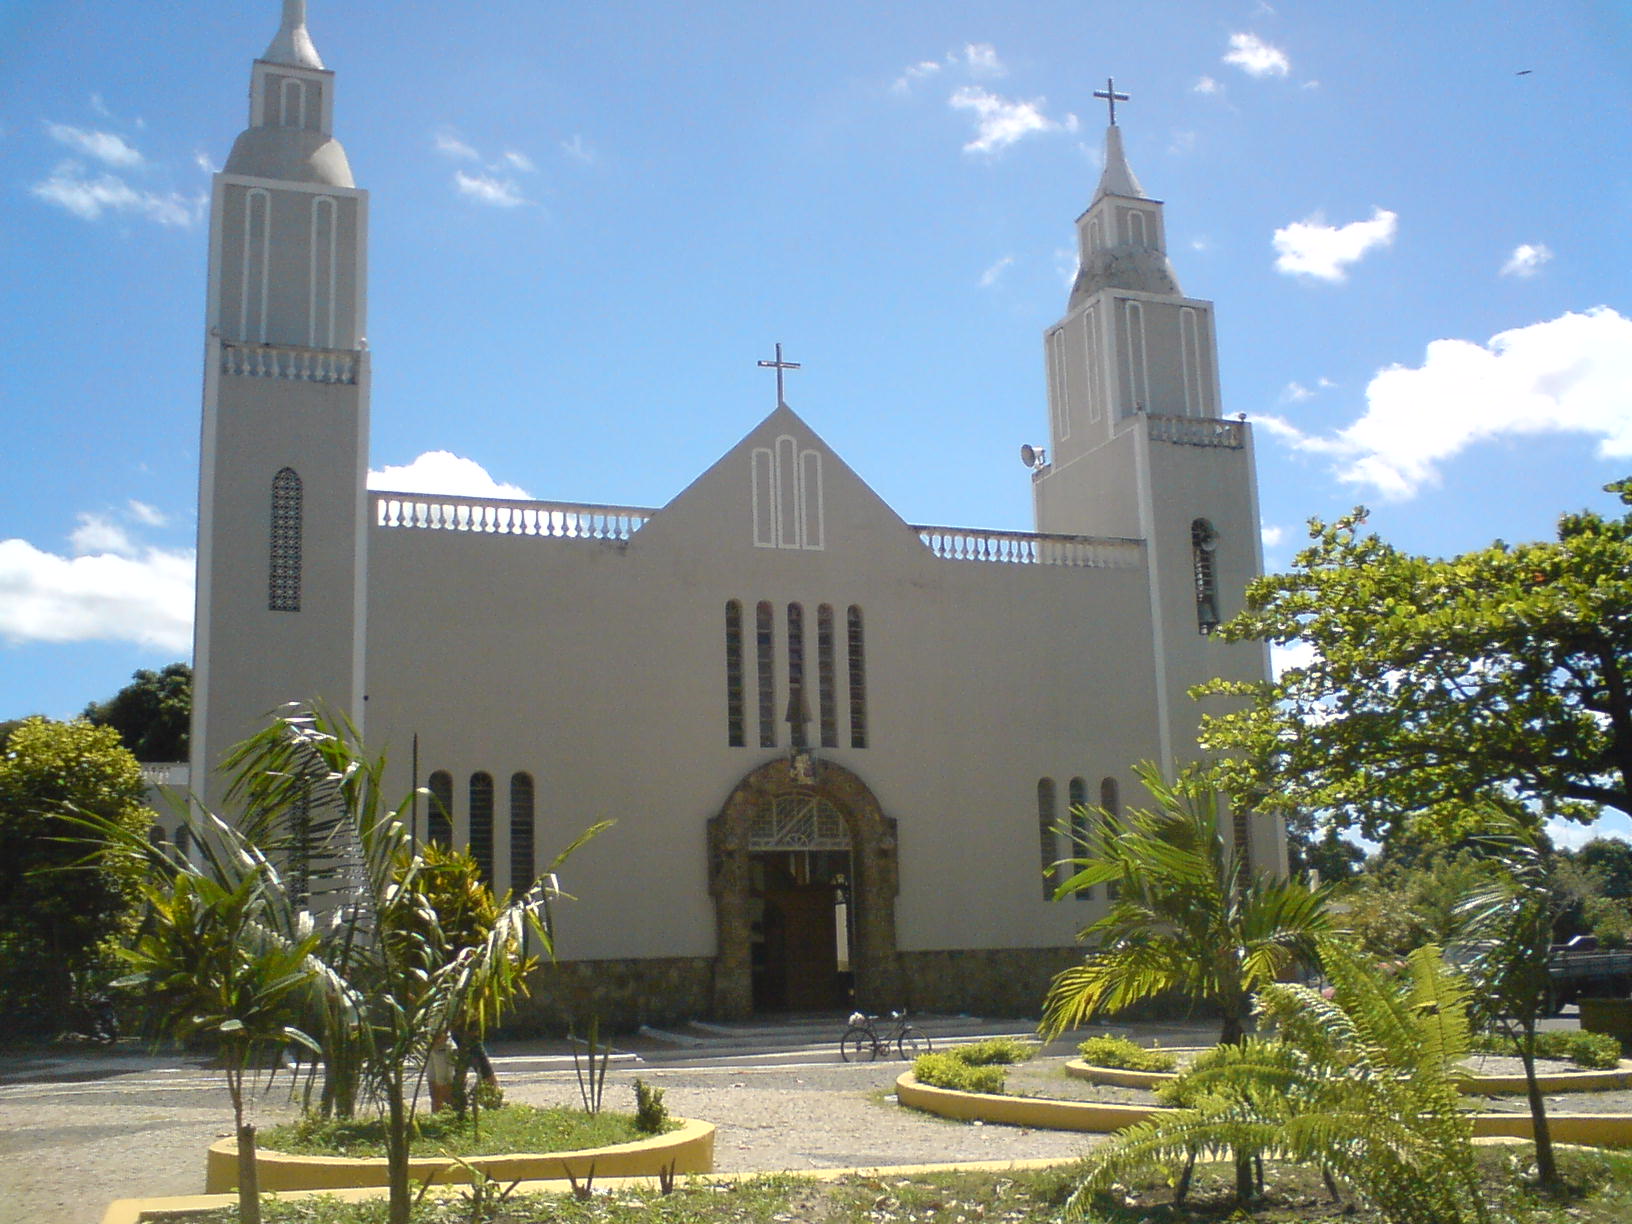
[1270,638,1316,680]
[893,43,1006,94]
[0,537,193,651]
[1054,247,1078,286]
[977,255,1014,288]
[193,150,219,175]
[433,129,480,160]
[960,43,1005,77]
[454,171,525,207]
[1547,813,1632,850]
[1281,382,1315,403]
[128,500,167,527]
[501,150,536,174]
[70,513,137,558]
[30,160,204,226]
[1168,130,1197,155]
[367,451,531,500]
[1272,207,1397,282]
[950,87,1076,154]
[1260,307,1632,500]
[1261,525,1286,549]
[1224,32,1291,78]
[561,134,594,163]
[1501,242,1553,278]
[1193,76,1221,95]
[891,61,942,94]
[45,122,143,167]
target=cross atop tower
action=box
[757,343,801,408]
[1093,77,1130,126]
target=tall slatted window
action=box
[1101,777,1121,899]
[1192,519,1220,634]
[510,772,535,893]
[847,605,867,748]
[1233,805,1252,872]
[469,772,494,884]
[787,602,807,749]
[756,601,776,748]
[427,770,453,847]
[725,600,745,746]
[269,467,302,611]
[817,604,837,748]
[1037,779,1058,900]
[1068,777,1092,900]
[174,824,192,861]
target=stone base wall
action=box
[897,947,1082,1018]
[506,957,716,1035]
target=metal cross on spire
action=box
[757,343,801,408]
[1093,77,1130,126]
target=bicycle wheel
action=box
[840,1026,877,1062]
[896,1027,929,1059]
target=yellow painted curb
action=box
[104,1157,1090,1224]
[1469,1112,1632,1146]
[1066,1056,1632,1097]
[203,1116,713,1194]
[896,1072,1157,1132]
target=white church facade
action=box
[190,3,1283,1026]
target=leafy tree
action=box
[82,662,192,762]
[1039,762,1333,1048]
[1066,940,1493,1224]
[0,717,152,1033]
[1336,850,1505,960]
[1575,837,1632,900]
[1200,478,1632,847]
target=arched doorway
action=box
[709,757,900,1018]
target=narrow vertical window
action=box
[756,600,776,748]
[1126,208,1148,247]
[1192,519,1220,634]
[279,77,306,129]
[309,196,337,349]
[1125,300,1148,412]
[241,188,270,342]
[847,605,867,749]
[1100,776,1121,899]
[175,824,192,861]
[510,772,535,893]
[427,771,453,846]
[469,772,494,884]
[1068,777,1092,901]
[1037,779,1059,900]
[1047,329,1068,441]
[725,600,745,747]
[817,604,837,748]
[1180,307,1202,416]
[269,468,302,611]
[786,602,807,749]
[1232,804,1253,872]
[775,435,801,549]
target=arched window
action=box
[724,600,745,747]
[1100,777,1122,901]
[269,468,302,611]
[468,772,494,884]
[1124,300,1149,412]
[786,602,807,749]
[1037,779,1059,900]
[309,196,338,348]
[510,772,535,893]
[427,771,453,847]
[279,77,306,129]
[756,600,776,748]
[1068,777,1092,901]
[1126,208,1148,247]
[174,824,192,860]
[149,823,167,848]
[1192,519,1220,634]
[846,605,867,748]
[817,604,837,748]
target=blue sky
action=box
[2,2,1629,838]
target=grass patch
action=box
[1077,1034,1179,1072]
[259,1103,659,1159]
[147,1148,1632,1222]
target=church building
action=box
[189,2,1283,1026]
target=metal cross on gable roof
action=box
[1094,77,1130,126]
[757,343,801,408]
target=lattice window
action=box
[510,772,535,893]
[1068,777,1092,900]
[787,602,807,749]
[469,772,494,884]
[756,600,776,748]
[1037,779,1058,900]
[750,793,849,851]
[1192,519,1220,634]
[817,604,837,748]
[427,770,453,847]
[1233,805,1252,872]
[725,600,745,747]
[269,467,303,611]
[847,605,867,749]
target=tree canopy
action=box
[1199,478,1632,846]
[82,662,192,762]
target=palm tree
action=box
[1068,939,1494,1224]
[1040,762,1333,1047]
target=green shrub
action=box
[1076,1034,1178,1072]
[1471,1029,1622,1070]
[633,1077,670,1134]
[947,1037,1035,1066]
[913,1052,1007,1095]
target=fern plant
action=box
[1064,939,1499,1224]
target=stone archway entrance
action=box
[708,756,901,1018]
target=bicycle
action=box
[839,1010,931,1061]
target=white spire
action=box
[264,0,325,70]
[1092,125,1145,203]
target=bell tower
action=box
[191,0,370,804]
[1031,85,1268,772]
